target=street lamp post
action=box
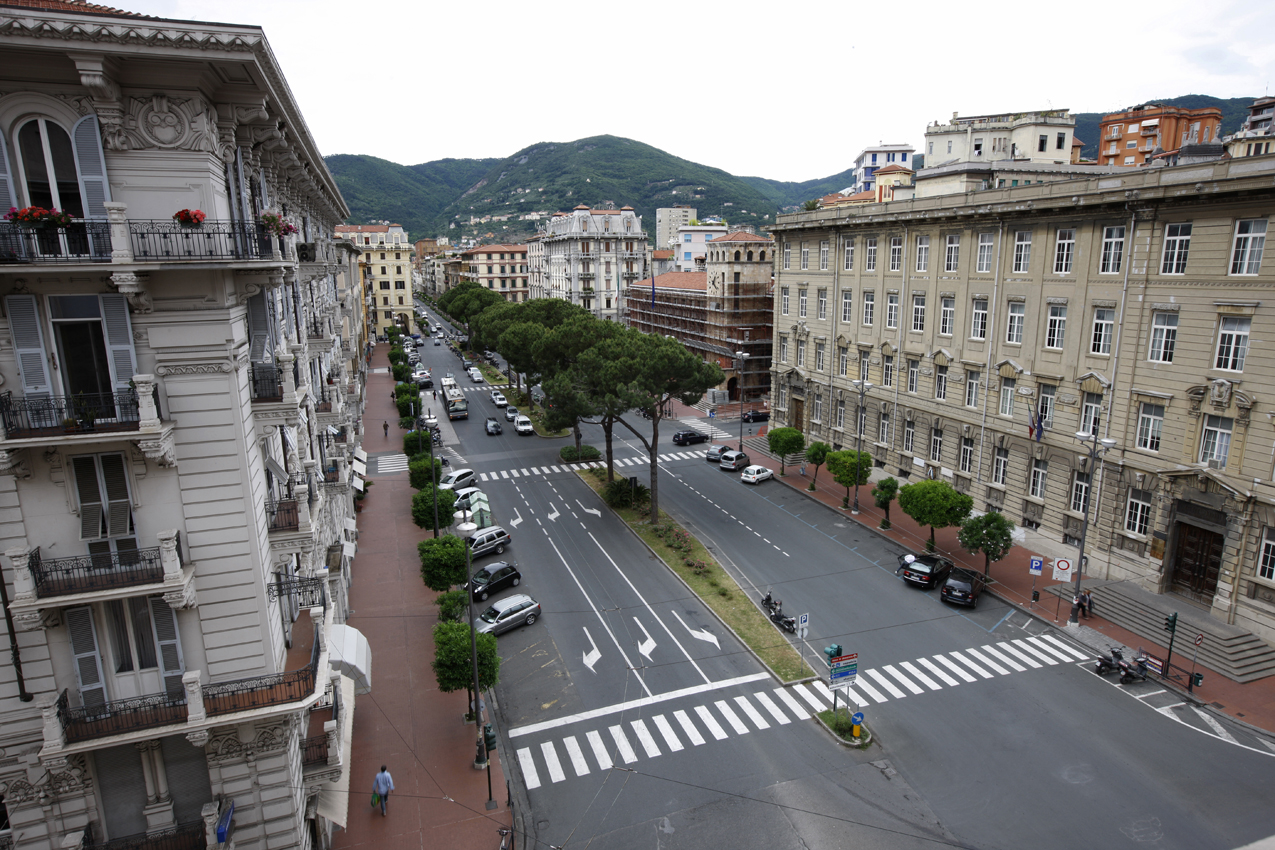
[850,379,873,514]
[736,350,748,448]
[1069,428,1118,625]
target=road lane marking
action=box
[995,641,1042,669]
[1192,706,1239,744]
[917,657,961,686]
[672,610,719,649]
[501,470,510,478]
[1038,634,1090,660]
[715,699,751,734]
[634,617,657,661]
[582,628,602,672]
[1134,689,1167,700]
[608,725,639,763]
[695,705,729,740]
[1011,638,1058,666]
[980,644,1027,672]
[518,748,541,789]
[562,736,590,776]
[774,687,812,718]
[508,672,769,737]
[674,710,706,745]
[630,719,662,758]
[900,661,943,691]
[1026,636,1076,663]
[585,730,612,770]
[652,715,685,752]
[963,647,1010,675]
[863,668,908,699]
[793,683,827,712]
[944,651,993,679]
[752,691,792,725]
[879,665,925,695]
[541,741,566,783]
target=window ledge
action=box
[1024,495,1046,506]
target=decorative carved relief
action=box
[155,362,236,376]
[204,724,288,764]
[118,94,218,153]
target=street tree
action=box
[435,589,467,622]
[408,456,444,490]
[418,534,468,591]
[826,449,872,508]
[959,511,1016,576]
[805,441,831,490]
[766,427,806,475]
[431,621,499,722]
[411,486,456,536]
[872,477,899,529]
[898,479,974,551]
[536,314,622,453]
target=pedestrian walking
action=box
[433,390,437,401]
[800,461,807,477]
[383,420,389,438]
[372,765,394,816]
[1080,589,1093,620]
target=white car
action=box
[740,465,774,484]
[514,415,534,435]
[491,391,507,407]
[438,468,476,490]
[469,368,485,384]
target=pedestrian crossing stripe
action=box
[374,453,409,474]
[475,452,730,483]
[514,634,1090,790]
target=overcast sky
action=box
[127,0,1272,183]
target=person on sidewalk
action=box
[383,420,389,438]
[1080,589,1093,620]
[373,765,394,816]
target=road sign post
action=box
[1029,557,1044,608]
[1189,633,1204,693]
[1052,558,1072,621]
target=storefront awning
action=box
[313,673,356,828]
[329,624,372,695]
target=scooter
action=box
[761,591,780,614]
[1118,649,1150,684]
[766,599,796,633]
[1094,646,1125,676]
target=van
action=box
[467,525,511,557]
[719,450,751,471]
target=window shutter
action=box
[0,128,16,210]
[66,606,108,708]
[99,454,133,537]
[72,456,105,539]
[99,294,136,396]
[148,598,185,698]
[71,114,112,219]
[247,292,271,361]
[5,294,52,397]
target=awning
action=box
[343,518,357,533]
[353,447,367,462]
[327,425,341,436]
[342,541,356,560]
[313,673,356,828]
[266,456,288,480]
[329,624,371,694]
[352,458,367,476]
[351,476,364,492]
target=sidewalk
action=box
[335,343,511,850]
[707,419,1275,735]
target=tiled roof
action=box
[0,0,146,16]
[461,243,526,255]
[631,271,707,292]
[874,164,913,174]
[709,231,771,243]
[653,250,674,259]
[335,224,390,233]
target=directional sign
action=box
[582,628,601,673]
[672,610,719,649]
[829,651,858,685]
[1029,556,1044,576]
[1052,558,1072,582]
[708,409,715,418]
[634,618,657,661]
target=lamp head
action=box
[1099,438,1118,450]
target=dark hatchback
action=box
[897,553,954,589]
[485,417,502,435]
[469,561,521,601]
[940,567,987,607]
[672,430,709,446]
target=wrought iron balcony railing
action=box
[85,821,205,850]
[0,220,112,264]
[204,635,320,715]
[129,220,271,261]
[301,733,330,766]
[266,497,299,533]
[0,389,148,439]
[30,545,165,598]
[56,688,188,744]
[250,364,283,401]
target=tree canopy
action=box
[958,511,1016,576]
[826,449,872,507]
[766,427,805,474]
[897,479,974,549]
[418,534,468,591]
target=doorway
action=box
[1169,522,1224,601]
[791,397,805,432]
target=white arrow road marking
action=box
[577,500,601,517]
[509,508,523,529]
[634,618,657,661]
[582,627,601,673]
[672,610,719,649]
[547,503,560,522]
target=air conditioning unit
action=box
[297,242,317,262]
[1207,459,1222,470]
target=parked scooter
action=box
[1094,646,1125,676]
[1118,649,1150,684]
[762,594,796,633]
[761,591,779,614]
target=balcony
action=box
[55,687,188,744]
[30,545,165,598]
[622,271,640,280]
[267,497,300,533]
[579,271,595,280]
[0,221,112,263]
[128,220,272,262]
[250,364,283,401]
[81,821,206,850]
[0,388,153,440]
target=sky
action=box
[124,0,1274,183]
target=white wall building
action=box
[673,224,728,271]
[851,144,916,193]
[655,206,696,252]
[0,6,368,849]
[335,223,411,336]
[541,205,648,320]
[923,109,1075,169]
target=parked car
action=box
[452,487,484,512]
[469,560,522,601]
[416,375,434,389]
[672,430,709,446]
[491,391,507,407]
[485,417,502,435]
[467,525,511,557]
[740,465,773,484]
[741,410,769,423]
[706,444,730,462]
[514,415,534,435]
[434,338,441,346]
[504,405,519,421]
[897,552,955,589]
[940,567,987,607]
[439,468,476,490]
[475,593,540,635]
[719,450,750,471]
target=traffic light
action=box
[1164,613,1178,634]
[824,644,842,665]
[483,722,497,753]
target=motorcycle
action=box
[761,591,779,614]
[1118,649,1150,684]
[762,595,796,633]
[1094,646,1125,676]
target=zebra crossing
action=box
[476,451,713,482]
[374,453,409,474]
[676,416,736,442]
[512,633,1090,790]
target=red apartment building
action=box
[1098,103,1222,166]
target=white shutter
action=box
[98,454,133,538]
[71,114,111,219]
[66,606,108,709]
[0,127,16,210]
[72,456,104,539]
[247,292,270,361]
[5,294,52,397]
[148,598,185,698]
[99,293,136,395]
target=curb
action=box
[812,711,873,749]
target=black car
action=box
[485,417,502,435]
[897,552,955,589]
[470,561,521,601]
[672,430,709,446]
[940,567,987,607]
[742,410,769,423]
[416,376,434,388]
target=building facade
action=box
[655,206,696,252]
[525,234,546,300]
[541,206,647,320]
[770,156,1275,646]
[334,224,411,337]
[673,223,728,271]
[0,5,368,849]
[1098,103,1223,167]
[460,244,528,302]
[851,144,916,193]
[1224,97,1274,160]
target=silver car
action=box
[475,593,540,635]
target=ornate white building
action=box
[0,4,368,849]
[539,205,648,320]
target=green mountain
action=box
[325,154,500,236]
[1073,94,1255,159]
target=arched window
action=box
[747,251,754,261]
[734,250,741,261]
[17,118,83,216]
[759,251,766,262]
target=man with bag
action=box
[372,765,394,816]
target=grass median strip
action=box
[579,468,813,682]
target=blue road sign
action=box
[1029,556,1044,576]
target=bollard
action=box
[851,711,864,739]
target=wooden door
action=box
[791,398,805,431]
[1170,523,1223,600]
